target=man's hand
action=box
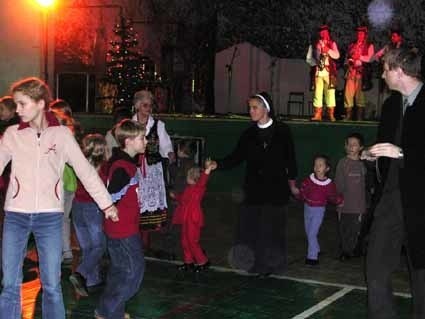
[360,148,376,161]
[104,205,119,222]
[367,143,401,159]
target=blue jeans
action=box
[304,204,325,260]
[0,211,64,319]
[96,234,145,319]
[72,201,106,286]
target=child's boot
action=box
[177,263,194,271]
[194,260,211,273]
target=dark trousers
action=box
[96,234,145,319]
[237,204,287,275]
[338,213,362,255]
[367,189,425,319]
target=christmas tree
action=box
[106,15,155,110]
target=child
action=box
[105,107,132,159]
[0,96,19,131]
[95,119,146,319]
[50,103,79,264]
[296,154,343,265]
[69,134,108,297]
[170,159,217,272]
[156,140,196,260]
[169,140,196,193]
[335,132,367,261]
[0,77,117,319]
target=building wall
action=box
[0,0,45,95]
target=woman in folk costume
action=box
[132,90,176,249]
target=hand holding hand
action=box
[104,205,119,222]
[205,158,218,172]
[291,186,300,196]
[360,148,376,161]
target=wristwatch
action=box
[398,148,404,159]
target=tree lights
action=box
[106,15,156,110]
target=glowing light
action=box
[367,0,394,30]
[35,0,55,8]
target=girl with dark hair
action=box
[212,91,298,277]
[295,154,343,265]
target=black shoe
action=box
[87,282,105,294]
[69,272,88,297]
[305,258,319,266]
[177,263,194,271]
[194,261,211,273]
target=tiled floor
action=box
[23,192,411,318]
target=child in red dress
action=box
[171,159,217,272]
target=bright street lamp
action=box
[35,0,55,8]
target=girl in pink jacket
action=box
[295,154,343,265]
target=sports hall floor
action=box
[22,194,411,318]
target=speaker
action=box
[56,73,96,112]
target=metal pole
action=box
[43,10,48,82]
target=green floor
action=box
[29,259,410,319]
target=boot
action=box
[344,107,352,121]
[328,107,336,122]
[311,107,322,121]
[357,107,364,121]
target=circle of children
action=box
[0,77,369,319]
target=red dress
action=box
[172,172,209,264]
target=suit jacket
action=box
[375,85,425,268]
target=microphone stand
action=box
[225,47,239,114]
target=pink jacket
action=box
[0,112,113,213]
[297,173,343,207]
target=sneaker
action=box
[305,258,319,266]
[69,272,88,297]
[177,263,194,271]
[194,260,211,273]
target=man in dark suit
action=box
[363,48,425,318]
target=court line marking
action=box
[290,287,353,319]
[145,257,411,298]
